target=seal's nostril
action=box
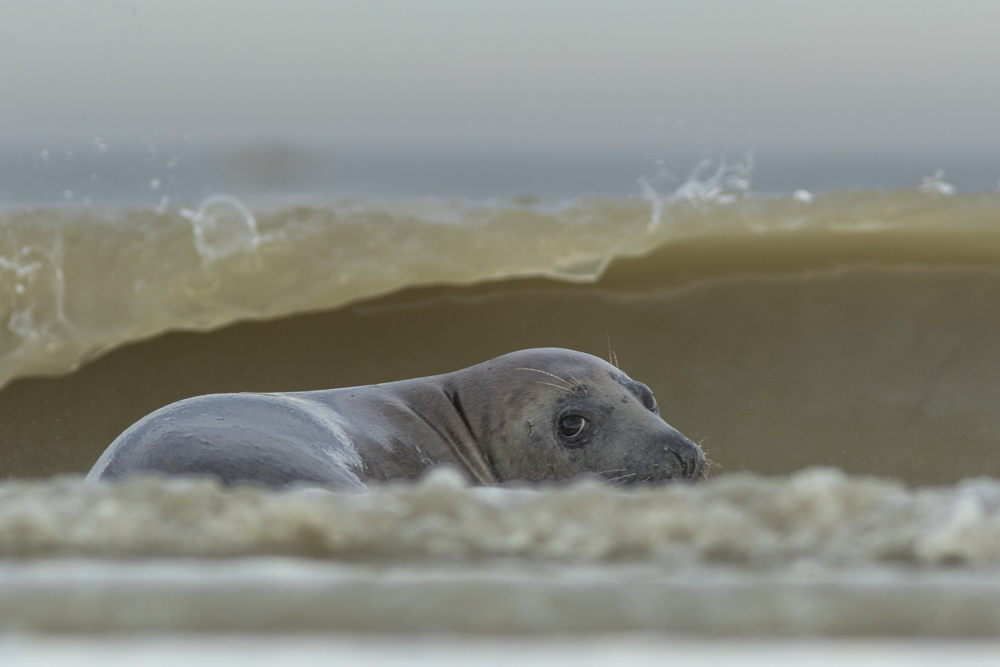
[662,433,704,479]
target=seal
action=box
[87,348,705,489]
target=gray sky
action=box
[2,0,999,153]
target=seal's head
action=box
[450,348,705,485]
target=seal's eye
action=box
[636,384,658,413]
[558,415,588,439]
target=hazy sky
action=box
[2,1,1000,153]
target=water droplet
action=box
[918,170,956,196]
[180,194,261,264]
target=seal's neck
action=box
[438,378,499,485]
[356,375,499,485]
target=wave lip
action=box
[3,190,1000,390]
[0,196,653,389]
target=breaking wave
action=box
[2,467,999,566]
[1,180,995,390]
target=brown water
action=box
[5,190,1000,636]
[4,196,1000,484]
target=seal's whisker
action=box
[606,472,637,484]
[564,372,587,394]
[535,381,574,393]
[518,367,574,390]
[605,333,619,369]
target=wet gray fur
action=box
[87,348,705,489]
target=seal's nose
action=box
[663,431,705,479]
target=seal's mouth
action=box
[668,444,708,481]
[657,432,707,482]
[592,428,706,487]
[601,458,707,487]
[604,435,707,486]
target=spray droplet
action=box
[918,170,955,196]
[180,194,260,264]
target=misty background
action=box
[1,0,999,203]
